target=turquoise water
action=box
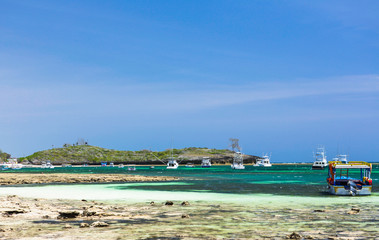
[3,164,378,197]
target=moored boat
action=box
[127,165,136,171]
[231,152,245,170]
[201,157,211,168]
[185,162,195,168]
[332,154,348,164]
[312,147,328,170]
[1,158,23,170]
[327,161,372,196]
[41,161,54,169]
[167,160,179,169]
[254,154,272,167]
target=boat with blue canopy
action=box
[327,161,372,196]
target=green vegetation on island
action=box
[0,149,11,162]
[19,145,258,165]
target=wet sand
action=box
[0,173,178,185]
[0,194,377,239]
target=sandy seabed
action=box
[0,194,378,240]
[0,173,378,239]
[0,173,178,185]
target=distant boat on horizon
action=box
[332,154,348,164]
[231,152,245,170]
[312,146,328,170]
[254,154,272,167]
[201,157,211,168]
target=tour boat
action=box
[254,154,272,167]
[231,152,245,170]
[201,157,212,168]
[312,147,328,169]
[327,161,372,196]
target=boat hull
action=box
[312,166,326,170]
[231,165,245,170]
[253,164,272,167]
[328,184,372,196]
[167,166,178,169]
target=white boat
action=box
[2,158,23,170]
[167,160,179,169]
[41,161,54,169]
[118,164,124,168]
[231,152,245,170]
[332,154,348,164]
[127,165,136,171]
[254,154,272,167]
[185,163,195,168]
[327,161,372,196]
[201,157,211,168]
[150,146,180,169]
[312,147,328,170]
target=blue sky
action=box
[1,0,378,162]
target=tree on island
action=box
[0,149,11,162]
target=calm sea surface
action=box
[3,164,378,197]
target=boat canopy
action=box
[330,161,371,169]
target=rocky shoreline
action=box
[0,173,178,185]
[0,194,377,239]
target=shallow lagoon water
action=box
[1,165,378,239]
[1,164,378,206]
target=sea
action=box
[1,164,378,205]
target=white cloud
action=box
[0,74,378,122]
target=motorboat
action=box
[201,157,211,168]
[312,147,328,169]
[254,154,272,167]
[118,164,124,168]
[109,162,115,167]
[231,152,245,170]
[327,161,372,196]
[127,165,136,171]
[167,160,179,169]
[2,158,23,170]
[41,161,54,169]
[332,154,348,164]
[185,163,195,168]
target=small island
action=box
[18,145,259,166]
